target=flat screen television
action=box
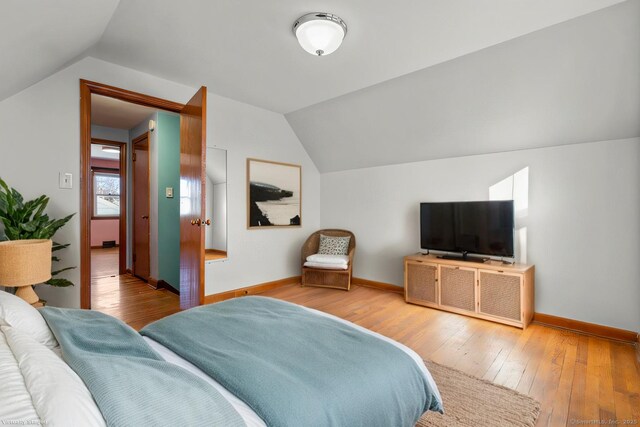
[420,201,514,260]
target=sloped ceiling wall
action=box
[286,0,639,172]
[0,0,119,101]
[89,0,625,113]
[0,0,626,114]
[0,1,636,173]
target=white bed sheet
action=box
[143,301,442,426]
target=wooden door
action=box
[179,87,207,309]
[132,133,150,281]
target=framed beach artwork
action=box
[247,158,301,228]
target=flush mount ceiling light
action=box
[101,146,120,154]
[293,13,347,56]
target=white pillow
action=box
[2,326,106,427]
[306,254,349,265]
[0,291,58,349]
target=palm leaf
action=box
[52,266,76,276]
[52,242,70,252]
[45,278,74,287]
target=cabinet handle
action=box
[497,270,504,273]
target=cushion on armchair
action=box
[303,261,349,270]
[304,253,350,270]
[306,254,349,265]
[317,235,351,256]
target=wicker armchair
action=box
[301,229,355,291]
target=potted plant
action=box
[0,178,75,288]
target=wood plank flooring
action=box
[205,249,228,261]
[91,274,180,331]
[92,277,640,426]
[91,247,119,278]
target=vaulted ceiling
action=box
[1,0,636,172]
[93,0,627,114]
[286,0,640,171]
[0,0,625,112]
[0,0,119,102]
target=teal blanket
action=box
[141,296,443,427]
[40,307,245,427]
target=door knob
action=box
[203,219,211,226]
[141,215,149,219]
[190,219,202,226]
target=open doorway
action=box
[81,81,207,324]
[89,139,126,279]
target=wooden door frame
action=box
[131,132,151,281]
[90,138,127,275]
[80,79,185,309]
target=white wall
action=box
[205,175,215,248]
[204,94,321,293]
[204,148,228,252]
[211,183,227,251]
[204,180,227,251]
[321,138,640,331]
[0,56,320,307]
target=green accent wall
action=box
[156,112,181,290]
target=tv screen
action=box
[419,203,455,252]
[420,201,514,258]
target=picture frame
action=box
[247,158,302,229]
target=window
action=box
[93,171,120,218]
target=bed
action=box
[0,291,443,427]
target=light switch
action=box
[59,172,72,189]
[166,187,174,198]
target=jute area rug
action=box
[417,360,540,427]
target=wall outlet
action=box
[59,172,72,189]
[165,187,174,198]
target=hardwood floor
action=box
[91,274,180,331]
[205,249,228,261]
[91,247,119,278]
[95,280,640,426]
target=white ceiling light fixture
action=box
[293,13,347,57]
[101,146,120,154]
